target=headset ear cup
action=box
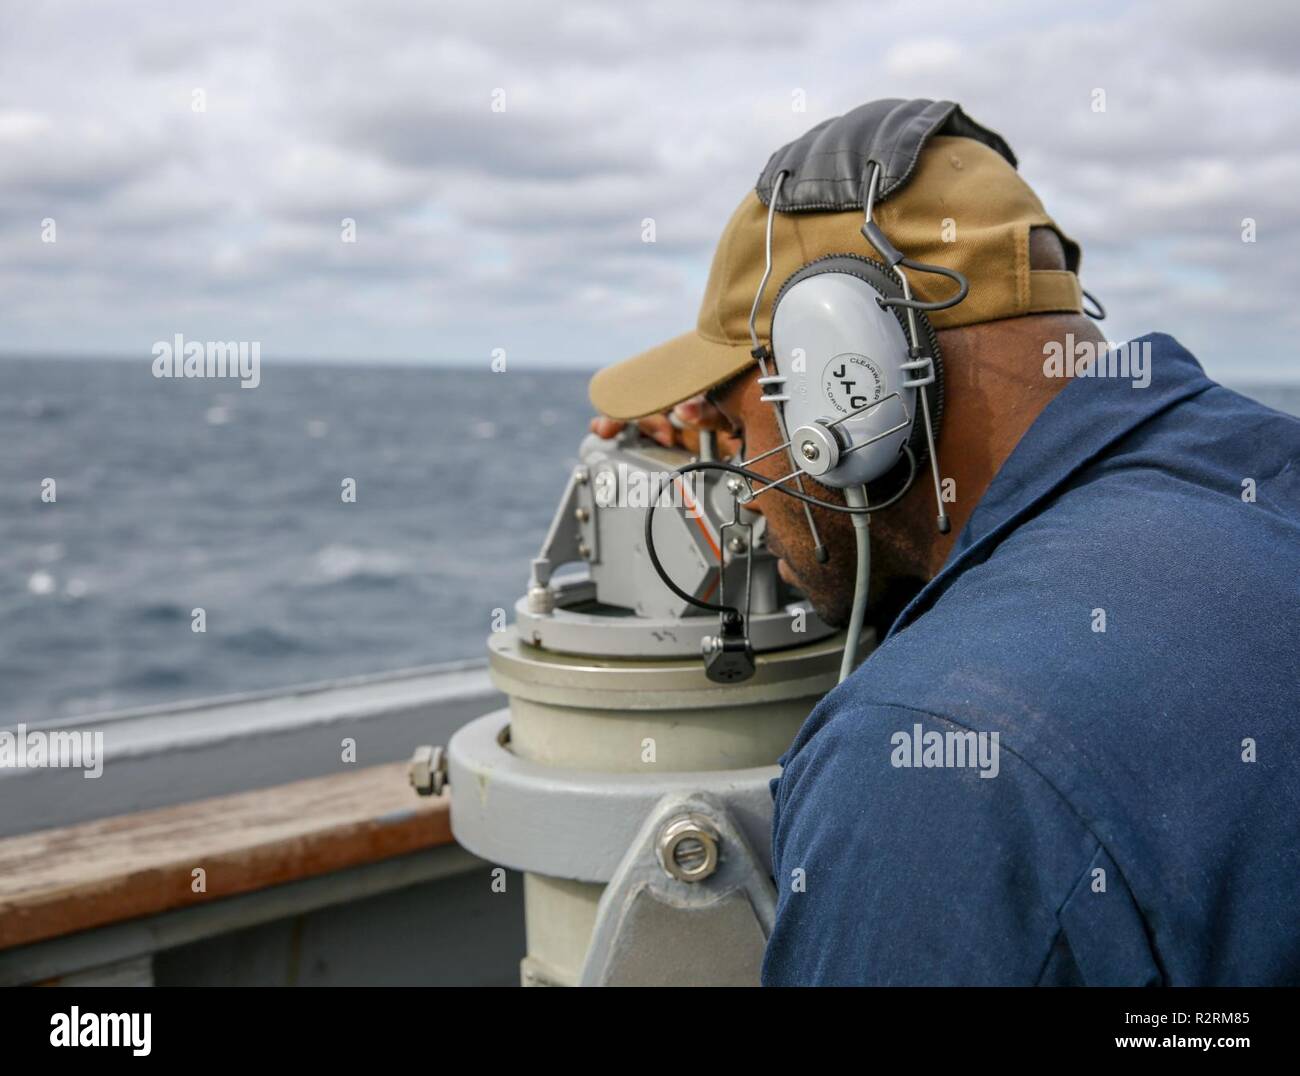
[863,306,942,504]
[769,252,945,497]
[771,253,934,489]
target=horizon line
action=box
[0,349,598,374]
[3,350,1298,387]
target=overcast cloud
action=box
[2,0,1298,382]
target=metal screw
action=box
[575,507,590,523]
[801,441,820,461]
[577,542,590,559]
[726,477,754,505]
[574,467,589,485]
[656,814,720,883]
[409,745,447,797]
[727,535,747,553]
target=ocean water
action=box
[4,356,1299,724]
[3,357,594,723]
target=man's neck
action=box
[907,313,1107,577]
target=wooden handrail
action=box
[0,762,452,950]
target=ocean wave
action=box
[219,625,309,657]
[308,544,410,585]
[133,601,191,623]
[15,398,70,421]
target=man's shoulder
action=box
[775,694,1068,825]
[767,693,1116,985]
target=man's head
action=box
[589,100,1103,629]
[701,256,1103,630]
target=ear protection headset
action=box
[754,164,960,529]
[644,163,971,686]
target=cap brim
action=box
[588,330,755,421]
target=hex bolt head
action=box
[409,744,447,797]
[656,813,721,883]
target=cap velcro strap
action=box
[1026,270,1083,316]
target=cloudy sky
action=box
[2,0,1297,381]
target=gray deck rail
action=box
[0,664,523,986]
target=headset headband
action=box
[755,98,1016,213]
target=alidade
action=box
[517,426,837,660]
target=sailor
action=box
[586,99,1300,985]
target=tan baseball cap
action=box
[589,134,1082,421]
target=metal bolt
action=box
[574,467,589,485]
[726,477,754,505]
[575,507,590,523]
[656,814,721,883]
[727,535,747,554]
[408,744,447,797]
[801,441,820,461]
[577,542,590,559]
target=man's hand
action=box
[588,395,740,457]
